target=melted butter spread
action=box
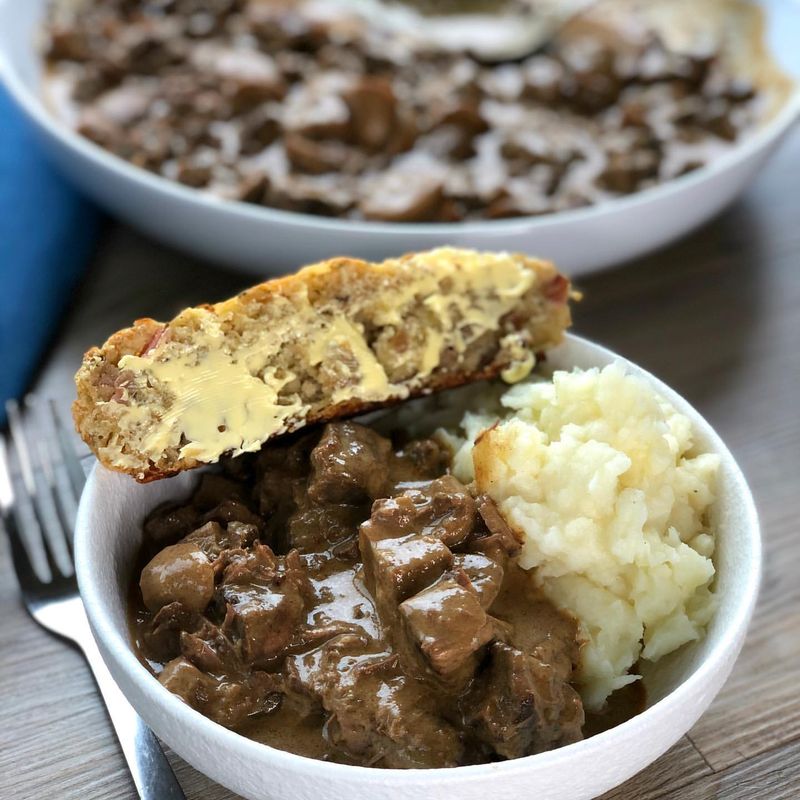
[499,335,536,383]
[107,248,543,470]
[119,321,304,462]
[307,317,393,403]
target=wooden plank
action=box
[658,739,800,800]
[0,555,135,800]
[166,751,243,800]
[599,737,713,800]
[685,611,800,771]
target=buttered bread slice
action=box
[74,247,572,481]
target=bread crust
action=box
[74,248,572,481]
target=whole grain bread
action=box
[73,247,572,482]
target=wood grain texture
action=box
[599,737,713,800]
[1,130,799,800]
[657,740,800,800]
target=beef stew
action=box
[130,420,639,767]
[45,0,768,222]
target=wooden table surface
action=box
[1,129,799,800]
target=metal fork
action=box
[1,397,186,800]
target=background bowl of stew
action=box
[2,0,800,278]
[74,333,760,800]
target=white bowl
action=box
[74,333,759,800]
[2,1,800,278]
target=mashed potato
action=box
[445,363,719,711]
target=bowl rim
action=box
[74,333,762,782]
[0,0,799,239]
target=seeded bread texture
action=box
[73,247,572,482]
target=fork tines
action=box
[2,398,85,584]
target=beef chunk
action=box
[280,74,352,140]
[202,498,263,529]
[342,76,399,153]
[180,631,230,674]
[390,437,450,486]
[143,502,201,544]
[139,518,265,614]
[221,520,260,548]
[190,44,286,110]
[326,656,463,768]
[219,540,278,583]
[286,636,463,768]
[284,633,365,706]
[159,657,281,728]
[191,472,248,510]
[307,422,393,504]
[140,601,204,662]
[453,552,504,609]
[141,603,238,670]
[461,642,584,759]
[254,429,318,515]
[360,531,453,611]
[222,583,307,666]
[183,520,258,556]
[251,429,318,546]
[477,496,518,547]
[220,546,310,667]
[362,475,477,548]
[470,495,521,563]
[286,502,367,553]
[398,575,494,687]
[139,540,214,612]
[359,168,445,222]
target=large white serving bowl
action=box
[2,1,800,277]
[74,333,759,800]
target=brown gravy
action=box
[127,421,645,767]
[129,567,645,761]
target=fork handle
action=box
[79,631,187,800]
